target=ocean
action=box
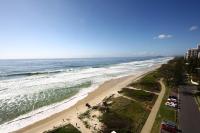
[0,57,172,132]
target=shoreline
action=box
[14,65,161,133]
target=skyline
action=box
[0,0,200,59]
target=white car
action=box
[165,101,177,108]
[169,102,177,108]
[165,101,170,106]
[167,98,177,102]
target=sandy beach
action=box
[14,65,161,133]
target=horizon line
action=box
[0,55,171,60]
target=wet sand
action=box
[15,65,161,133]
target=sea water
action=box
[0,57,172,132]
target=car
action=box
[168,98,177,103]
[165,101,171,106]
[169,102,177,108]
[171,99,177,102]
[167,96,178,103]
[161,120,177,133]
[167,98,171,101]
[169,96,177,100]
[165,101,177,108]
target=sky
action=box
[0,0,200,59]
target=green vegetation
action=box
[119,88,157,105]
[151,57,185,133]
[185,56,200,109]
[195,92,200,108]
[187,58,200,83]
[78,110,90,120]
[99,57,185,133]
[130,71,161,92]
[45,124,80,133]
[78,57,186,133]
[99,62,165,133]
[82,120,91,129]
[158,57,185,87]
[151,86,176,133]
[100,97,149,133]
[78,110,92,129]
[185,58,200,76]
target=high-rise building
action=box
[198,44,200,51]
[198,44,200,59]
[185,44,200,60]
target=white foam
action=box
[0,57,173,133]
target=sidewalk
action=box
[141,79,166,133]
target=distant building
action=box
[185,44,200,60]
[198,44,200,50]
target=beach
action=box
[15,64,161,133]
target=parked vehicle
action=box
[165,95,178,108]
[169,102,177,108]
[165,101,177,108]
[167,98,177,103]
[161,120,177,133]
[165,101,171,106]
[169,96,177,100]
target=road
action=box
[179,85,200,133]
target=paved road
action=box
[179,85,200,133]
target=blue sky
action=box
[0,0,200,59]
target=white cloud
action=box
[154,34,173,40]
[189,25,198,31]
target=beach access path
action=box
[141,78,166,133]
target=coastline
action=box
[14,64,161,133]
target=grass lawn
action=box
[151,85,176,133]
[100,97,150,133]
[46,124,81,133]
[130,71,161,92]
[119,88,157,105]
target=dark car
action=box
[161,120,177,133]
[169,96,177,100]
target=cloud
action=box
[189,25,198,31]
[154,34,173,40]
